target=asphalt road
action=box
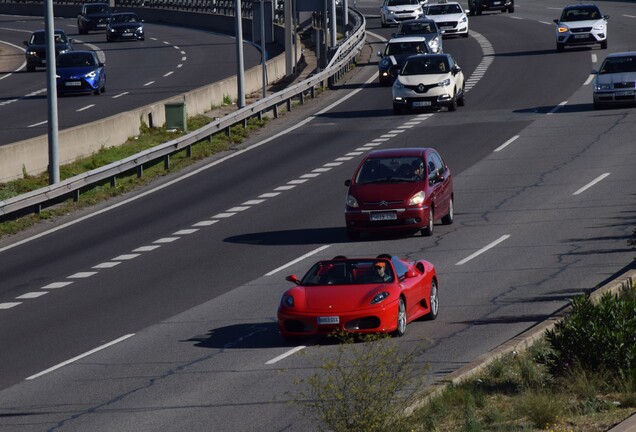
[0,14,263,146]
[0,0,635,430]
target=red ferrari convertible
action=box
[277,255,438,339]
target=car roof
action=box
[604,52,636,58]
[387,36,430,43]
[112,12,138,15]
[365,148,431,158]
[399,18,437,24]
[31,29,66,34]
[84,2,110,5]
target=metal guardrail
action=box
[0,9,366,218]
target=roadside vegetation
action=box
[0,113,268,237]
[295,270,636,432]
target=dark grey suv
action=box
[468,0,514,15]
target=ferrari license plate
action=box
[413,101,431,107]
[370,212,397,221]
[318,316,339,325]
[65,81,82,86]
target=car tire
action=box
[441,196,454,225]
[421,207,434,236]
[508,4,514,12]
[457,87,465,107]
[448,92,458,112]
[556,42,565,52]
[94,86,102,95]
[462,30,469,38]
[381,16,387,28]
[392,297,407,337]
[424,280,439,320]
[601,40,607,49]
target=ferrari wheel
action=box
[425,280,439,320]
[393,297,407,337]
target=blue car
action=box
[106,12,145,42]
[56,50,106,96]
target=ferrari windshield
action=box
[300,259,395,285]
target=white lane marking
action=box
[591,54,597,63]
[164,71,174,77]
[174,46,180,49]
[212,213,235,218]
[77,104,95,112]
[494,135,519,152]
[144,81,155,86]
[266,245,331,276]
[259,192,280,198]
[113,254,140,260]
[154,237,179,243]
[584,74,594,86]
[539,20,552,25]
[335,157,353,161]
[42,282,73,289]
[68,271,98,278]
[300,173,321,178]
[456,235,511,266]
[275,185,295,191]
[193,220,218,227]
[312,167,332,172]
[388,129,405,134]
[346,152,363,156]
[242,199,265,205]
[112,92,129,98]
[93,262,121,269]
[573,173,610,195]
[324,162,343,167]
[623,14,636,18]
[266,346,307,365]
[26,334,135,380]
[226,206,249,212]
[16,292,48,299]
[0,302,21,309]
[28,120,47,128]
[510,16,523,20]
[174,229,199,235]
[547,101,567,115]
[163,41,171,45]
[133,245,162,252]
[287,179,308,184]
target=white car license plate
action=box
[370,212,397,221]
[65,81,82,86]
[413,101,432,107]
[616,90,635,96]
[318,316,339,325]
[441,26,454,30]
[574,34,588,39]
[123,32,132,37]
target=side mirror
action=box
[553,18,559,24]
[377,50,382,57]
[98,62,105,67]
[23,41,28,46]
[591,69,598,75]
[405,269,418,278]
[604,15,609,20]
[286,275,301,285]
[344,179,351,186]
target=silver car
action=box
[554,4,608,52]
[392,53,465,114]
[380,0,425,28]
[392,18,444,53]
[592,52,636,109]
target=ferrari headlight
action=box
[282,294,294,307]
[408,191,425,206]
[371,292,390,304]
[437,78,451,87]
[557,26,569,33]
[346,194,359,208]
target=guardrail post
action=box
[287,98,292,112]
[273,104,279,118]
[164,155,170,170]
[137,165,143,178]
[300,91,305,105]
[73,190,80,202]
[110,177,116,188]
[187,145,192,157]
[311,86,315,99]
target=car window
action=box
[430,152,445,175]
[299,259,395,285]
[426,4,462,14]
[356,157,423,184]
[386,41,427,55]
[402,57,447,75]
[58,53,96,68]
[599,56,636,74]
[399,22,435,35]
[387,0,419,6]
[561,7,600,22]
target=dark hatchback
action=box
[106,12,145,42]
[23,29,74,72]
[77,2,113,34]
[344,148,454,240]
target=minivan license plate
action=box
[370,212,397,221]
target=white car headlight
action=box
[460,16,467,23]
[593,23,605,31]
[346,194,359,208]
[393,80,405,89]
[408,191,425,206]
[437,78,451,87]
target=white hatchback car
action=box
[553,4,608,52]
[423,1,468,38]
[591,52,636,109]
[392,53,465,114]
[380,0,425,28]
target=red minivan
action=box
[344,148,453,240]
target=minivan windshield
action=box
[356,157,424,184]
